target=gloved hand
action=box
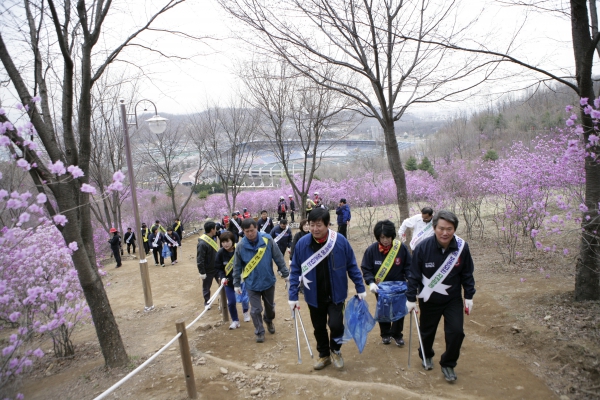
[401,233,407,242]
[369,282,379,294]
[357,291,367,300]
[234,287,243,295]
[288,300,300,311]
[465,299,473,315]
[199,274,207,280]
[406,301,417,314]
[221,278,228,285]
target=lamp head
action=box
[146,115,168,134]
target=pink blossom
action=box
[68,242,78,252]
[16,159,30,171]
[566,119,575,127]
[520,278,526,283]
[67,165,84,179]
[579,203,589,212]
[113,170,125,182]
[9,312,20,322]
[53,214,68,226]
[31,96,41,103]
[565,105,573,112]
[18,213,30,225]
[580,98,589,106]
[36,193,47,204]
[0,136,11,146]
[592,110,600,119]
[80,184,96,194]
[49,160,66,175]
[563,248,569,256]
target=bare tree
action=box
[218,0,501,220]
[0,0,188,367]
[241,60,357,215]
[191,100,260,213]
[138,122,203,221]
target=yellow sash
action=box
[143,228,149,242]
[200,234,219,252]
[174,221,181,232]
[224,248,235,275]
[375,240,402,283]
[242,237,269,279]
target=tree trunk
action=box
[382,124,410,221]
[571,0,600,300]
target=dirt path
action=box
[20,235,565,399]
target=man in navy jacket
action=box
[335,198,351,238]
[270,219,292,257]
[288,208,366,371]
[406,210,476,383]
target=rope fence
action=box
[93,283,226,400]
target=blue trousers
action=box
[224,285,249,322]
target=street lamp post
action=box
[119,99,168,311]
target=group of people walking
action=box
[108,218,185,268]
[196,205,476,383]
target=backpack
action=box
[279,203,286,213]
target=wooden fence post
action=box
[175,319,197,399]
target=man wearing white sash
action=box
[257,210,274,234]
[406,210,476,383]
[165,227,180,265]
[288,208,366,371]
[228,211,243,242]
[270,219,292,257]
[398,207,434,250]
[197,221,219,309]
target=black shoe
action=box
[266,322,275,334]
[423,357,433,370]
[394,338,405,347]
[256,333,265,343]
[115,265,122,268]
[441,366,457,382]
[381,336,392,345]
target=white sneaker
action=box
[204,303,212,310]
[243,312,251,322]
[229,321,240,330]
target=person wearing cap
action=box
[242,208,251,220]
[108,228,122,268]
[277,196,288,221]
[335,198,351,238]
[123,227,137,257]
[141,223,151,255]
[222,213,230,228]
[314,191,322,207]
[288,195,296,223]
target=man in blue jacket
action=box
[335,198,351,238]
[233,218,289,343]
[270,219,292,257]
[288,208,366,371]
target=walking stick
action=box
[293,308,302,364]
[296,309,314,358]
[412,310,427,369]
[408,310,413,368]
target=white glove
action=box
[401,233,407,242]
[369,282,379,294]
[221,278,228,285]
[199,274,207,280]
[288,300,300,311]
[406,301,417,314]
[465,299,473,315]
[234,287,243,295]
[357,291,367,300]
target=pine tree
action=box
[405,156,418,171]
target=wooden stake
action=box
[175,319,197,399]
[220,287,229,322]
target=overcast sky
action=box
[1,0,579,118]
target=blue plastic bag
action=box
[236,282,249,304]
[374,281,407,323]
[161,243,171,258]
[339,296,376,353]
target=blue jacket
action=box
[233,232,289,292]
[289,231,365,307]
[270,225,292,255]
[336,204,351,225]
